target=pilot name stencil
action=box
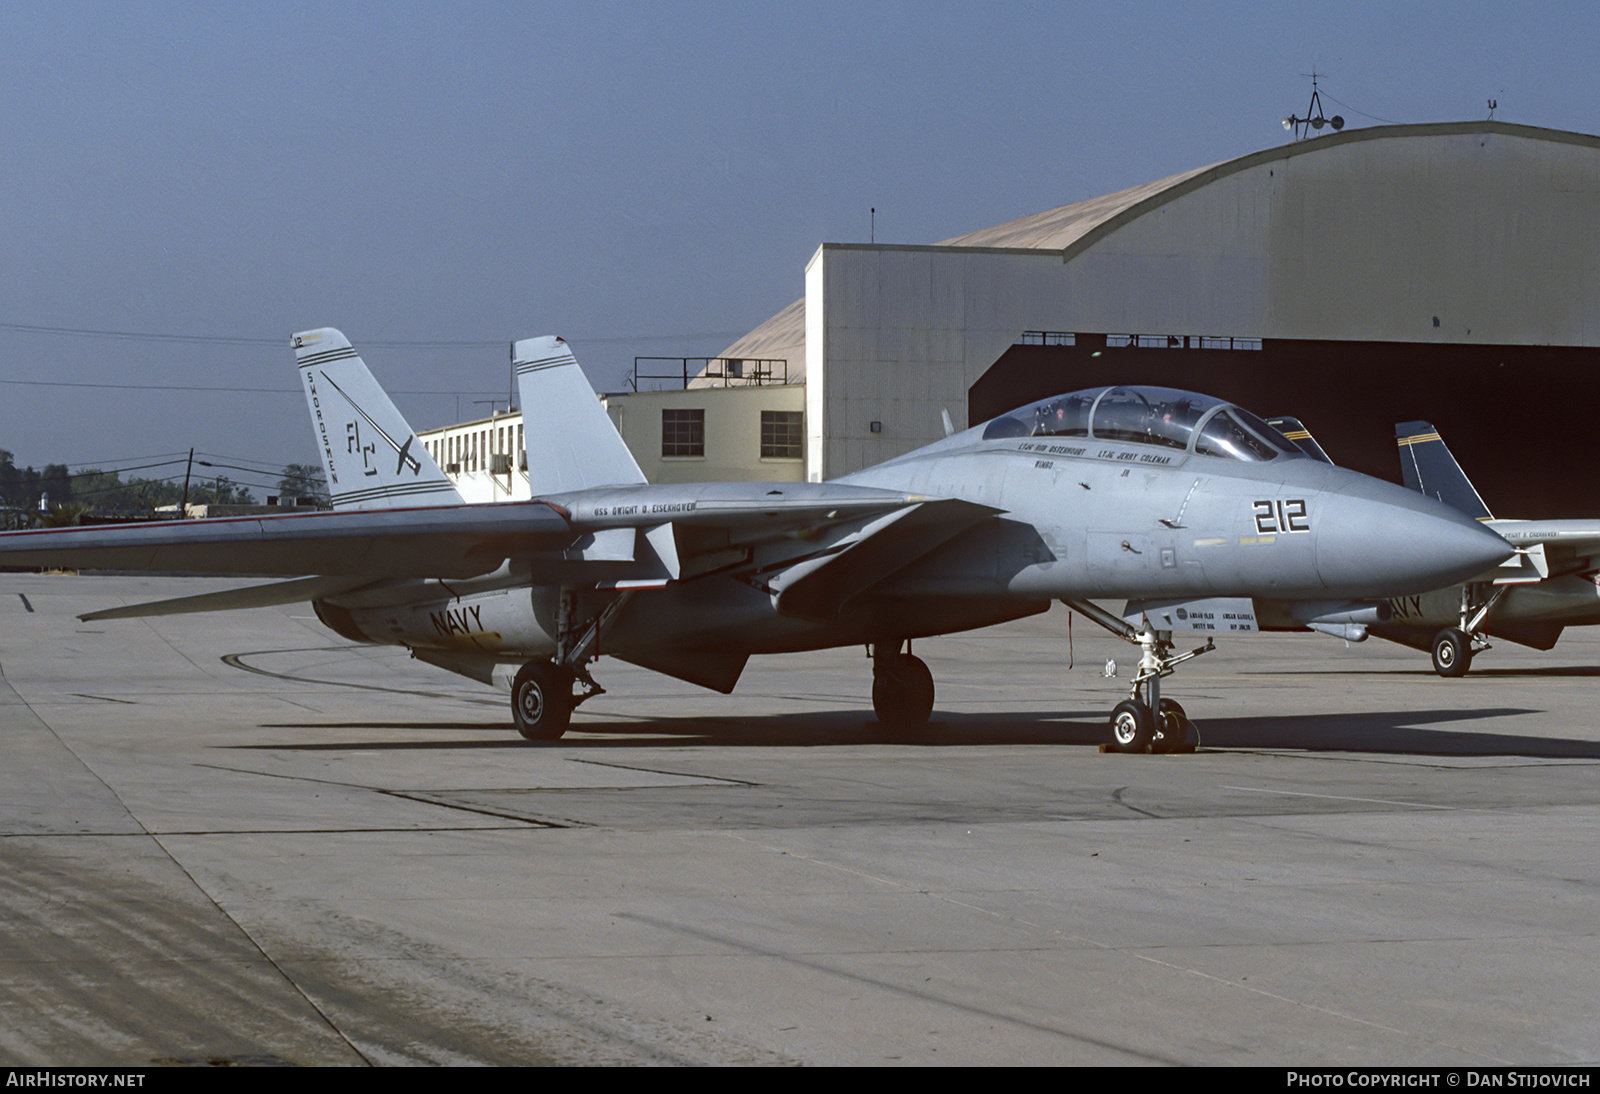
[1016,442,1172,465]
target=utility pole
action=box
[180,448,194,517]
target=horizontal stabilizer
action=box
[293,328,463,511]
[515,336,646,494]
[0,502,572,581]
[80,575,375,621]
[1396,422,1493,520]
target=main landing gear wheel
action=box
[872,653,935,728]
[1108,700,1155,753]
[512,660,575,741]
[1152,698,1198,754]
[1432,628,1473,678]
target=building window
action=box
[760,410,803,459]
[662,409,705,458]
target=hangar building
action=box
[718,119,1600,518]
[429,121,1600,518]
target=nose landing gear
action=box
[1065,599,1207,754]
[1430,584,1504,677]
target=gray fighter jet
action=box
[1372,422,1600,676]
[0,329,1510,750]
[1259,417,1600,676]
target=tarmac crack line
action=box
[615,911,1183,1065]
[719,829,1515,1064]
[1110,943,1513,1064]
[569,756,762,787]
[188,761,573,827]
[1222,784,1456,809]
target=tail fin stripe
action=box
[296,347,359,369]
[290,326,464,512]
[514,335,646,493]
[1393,420,1493,520]
[514,357,577,374]
[331,482,460,506]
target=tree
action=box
[187,476,254,506]
[70,469,145,511]
[0,451,20,507]
[276,463,329,506]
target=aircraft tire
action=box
[1152,698,1195,754]
[1431,628,1473,678]
[872,653,935,728]
[512,660,574,741]
[1108,700,1155,753]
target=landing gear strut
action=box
[871,640,935,728]
[509,587,625,742]
[1431,584,1504,678]
[1064,600,1206,754]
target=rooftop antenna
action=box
[1487,97,1498,120]
[870,207,875,244]
[507,340,520,413]
[1281,69,1345,140]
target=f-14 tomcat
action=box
[1358,421,1600,677]
[0,329,1510,751]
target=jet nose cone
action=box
[1315,478,1512,596]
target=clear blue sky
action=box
[2,0,1593,492]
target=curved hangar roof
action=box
[716,121,1600,382]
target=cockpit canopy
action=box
[981,385,1299,462]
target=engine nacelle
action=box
[312,580,559,660]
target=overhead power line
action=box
[0,319,748,348]
[0,321,494,348]
[0,377,506,395]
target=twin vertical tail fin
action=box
[292,328,645,507]
[292,328,463,511]
[1395,421,1493,520]
[1265,416,1335,464]
[514,336,647,494]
